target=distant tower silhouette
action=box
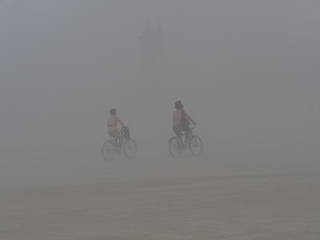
[139,17,164,80]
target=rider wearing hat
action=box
[172,101,196,142]
[108,108,127,153]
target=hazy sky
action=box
[1,0,320,153]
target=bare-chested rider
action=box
[108,108,127,153]
[172,101,196,144]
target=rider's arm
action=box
[107,117,113,128]
[185,111,196,125]
[118,118,127,128]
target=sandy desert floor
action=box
[1,146,320,240]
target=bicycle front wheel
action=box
[122,138,137,159]
[189,135,203,156]
[168,136,183,157]
[101,140,116,160]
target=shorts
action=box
[173,124,189,136]
[108,130,118,138]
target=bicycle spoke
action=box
[101,140,116,160]
[169,137,183,157]
[122,138,137,159]
[189,135,203,156]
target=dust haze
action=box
[1,0,320,185]
[1,1,320,239]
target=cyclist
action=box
[108,108,127,154]
[172,101,196,145]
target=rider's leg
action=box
[184,127,191,143]
[113,131,123,155]
[173,125,183,147]
[186,131,191,143]
[175,131,183,146]
[114,131,124,147]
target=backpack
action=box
[181,109,190,127]
[121,127,130,139]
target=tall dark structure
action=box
[139,17,164,80]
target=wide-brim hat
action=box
[175,100,183,109]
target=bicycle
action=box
[101,127,137,160]
[168,126,203,157]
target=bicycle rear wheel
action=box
[188,135,203,156]
[101,140,116,160]
[122,138,137,159]
[169,136,183,157]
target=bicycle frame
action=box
[178,126,195,142]
[109,128,127,141]
[168,125,202,157]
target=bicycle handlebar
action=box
[189,125,196,130]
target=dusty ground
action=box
[1,146,320,240]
